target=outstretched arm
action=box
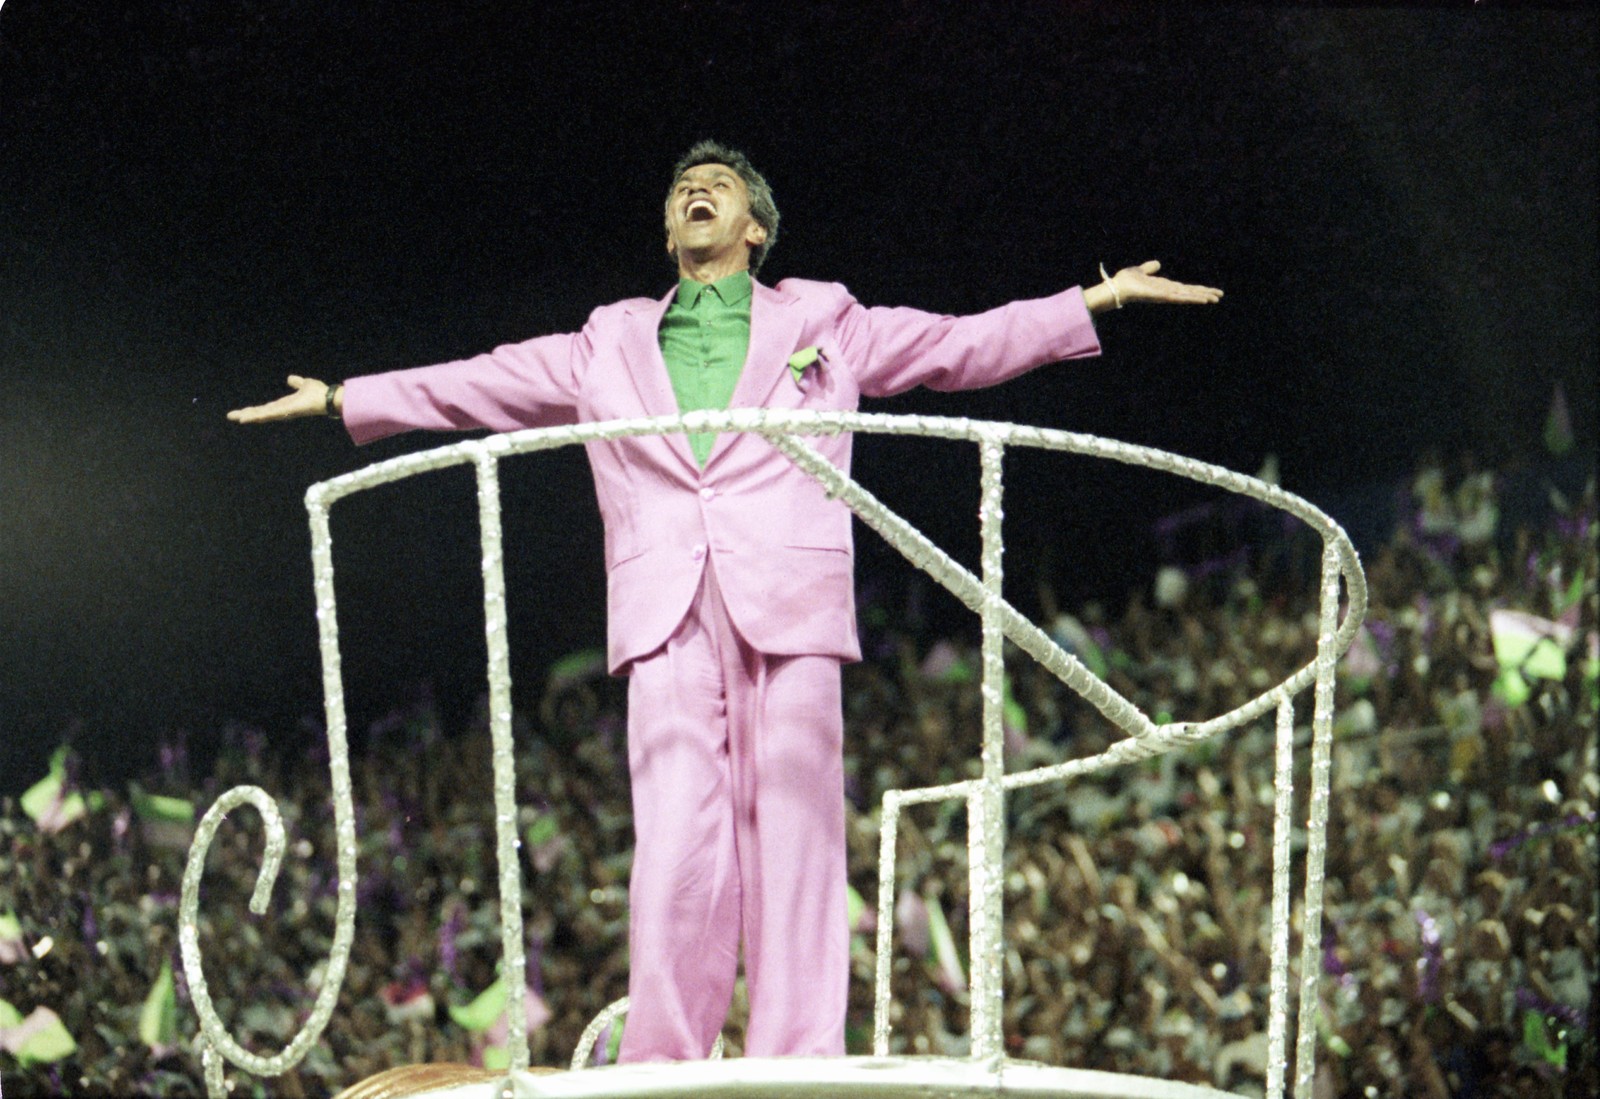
[1082,260,1223,315]
[224,321,587,444]
[227,375,341,424]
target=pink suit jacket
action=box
[342,278,1101,673]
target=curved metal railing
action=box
[180,409,1365,1099]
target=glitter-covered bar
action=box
[1292,545,1345,1099]
[1266,693,1296,1099]
[179,492,362,1096]
[970,433,1008,1063]
[181,411,1365,1096]
[476,447,532,1078]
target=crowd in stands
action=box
[1,459,1593,1097]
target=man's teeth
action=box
[687,200,716,220]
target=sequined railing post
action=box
[969,433,1008,1063]
[570,999,722,1069]
[1293,544,1343,1098]
[179,490,361,1099]
[1266,693,1296,1099]
[474,445,531,1076]
[572,998,630,1070]
[872,790,903,1056]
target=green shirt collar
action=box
[674,270,753,309]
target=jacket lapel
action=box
[704,279,803,468]
[619,287,699,472]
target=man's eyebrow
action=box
[675,169,738,186]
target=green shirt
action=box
[658,271,752,466]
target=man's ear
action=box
[745,222,768,247]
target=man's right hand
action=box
[227,375,339,423]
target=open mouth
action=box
[686,199,717,221]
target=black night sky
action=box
[1,4,1595,794]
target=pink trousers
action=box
[616,562,848,1062]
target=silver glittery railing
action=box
[180,409,1364,1099]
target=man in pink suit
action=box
[229,141,1222,1062]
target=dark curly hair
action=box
[665,140,780,275]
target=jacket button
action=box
[700,487,716,501]
[692,544,706,560]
